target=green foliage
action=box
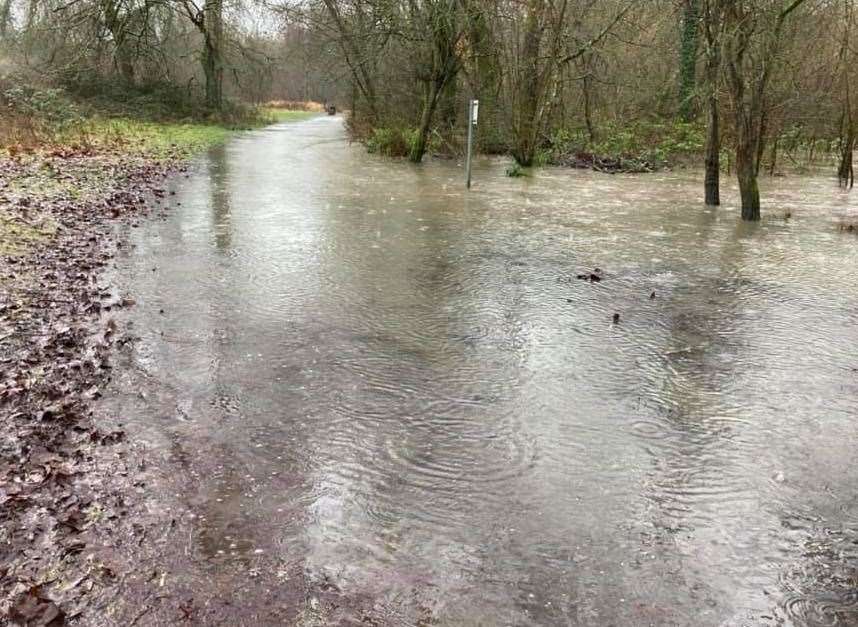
[545,120,706,168]
[3,86,83,131]
[365,126,442,159]
[366,127,410,157]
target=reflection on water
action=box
[108,117,858,625]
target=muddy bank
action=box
[0,145,342,626]
[0,149,181,624]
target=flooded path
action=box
[105,116,858,625]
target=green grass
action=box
[73,117,235,158]
[67,111,317,158]
[82,109,319,157]
[260,109,320,124]
[2,84,319,158]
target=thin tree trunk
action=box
[701,0,720,205]
[583,69,596,143]
[838,0,855,189]
[768,134,779,176]
[839,124,855,188]
[736,139,760,221]
[679,0,700,121]
[410,80,441,163]
[755,109,767,176]
[704,93,720,205]
[438,79,458,130]
[512,6,544,167]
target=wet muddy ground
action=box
[0,149,188,624]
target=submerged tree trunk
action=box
[736,138,760,221]
[679,0,700,121]
[839,115,855,189]
[704,93,720,205]
[838,1,855,189]
[410,80,442,163]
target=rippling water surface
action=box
[108,116,858,625]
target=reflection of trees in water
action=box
[634,212,763,615]
[638,214,858,622]
[208,143,232,253]
[293,178,550,622]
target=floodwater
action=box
[106,116,858,625]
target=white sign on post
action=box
[472,100,479,125]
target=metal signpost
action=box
[465,99,479,189]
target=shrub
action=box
[366,127,412,157]
[544,119,706,168]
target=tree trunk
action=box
[768,134,779,176]
[202,0,224,110]
[203,39,223,109]
[701,0,720,205]
[838,8,854,190]
[409,80,441,163]
[839,127,855,189]
[755,109,767,176]
[512,7,543,167]
[679,0,700,121]
[736,139,760,221]
[438,79,458,130]
[704,93,720,205]
[116,47,136,84]
[583,68,596,143]
[102,0,136,84]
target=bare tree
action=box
[178,0,226,108]
[407,0,466,162]
[722,0,810,220]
